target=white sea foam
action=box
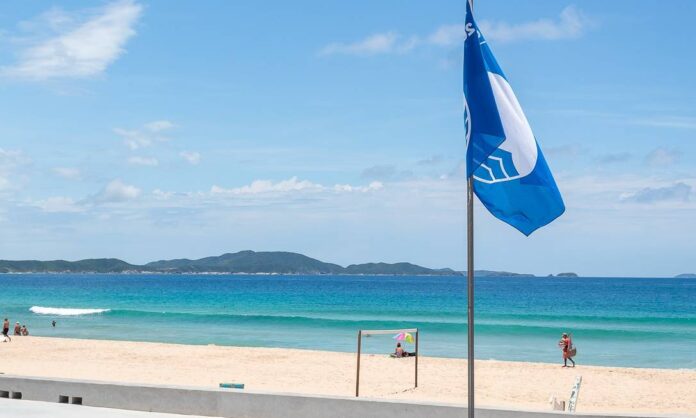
[29,306,110,316]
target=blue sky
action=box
[0,0,694,277]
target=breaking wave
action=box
[29,306,110,316]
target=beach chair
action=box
[549,395,565,411]
[568,376,582,413]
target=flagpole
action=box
[464,0,564,410]
[467,176,475,418]
[465,5,475,418]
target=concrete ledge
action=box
[0,375,684,418]
[0,398,214,418]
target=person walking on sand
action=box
[559,333,575,367]
[2,318,11,342]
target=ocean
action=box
[1,274,694,369]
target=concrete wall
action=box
[0,375,677,418]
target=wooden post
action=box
[415,329,419,388]
[355,330,362,397]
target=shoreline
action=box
[2,272,692,280]
[18,330,696,371]
[1,336,694,415]
[0,271,464,276]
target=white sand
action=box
[1,337,694,415]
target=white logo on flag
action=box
[473,72,538,184]
[463,95,471,145]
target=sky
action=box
[0,0,694,277]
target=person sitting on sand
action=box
[14,322,21,335]
[21,325,28,336]
[559,333,575,367]
[2,318,10,342]
[395,342,405,358]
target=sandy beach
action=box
[0,337,694,415]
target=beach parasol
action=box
[393,332,414,344]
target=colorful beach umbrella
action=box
[393,332,414,344]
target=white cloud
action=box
[210,176,383,196]
[478,6,586,43]
[646,148,679,167]
[152,189,175,200]
[427,24,469,47]
[635,116,696,130]
[361,165,396,180]
[16,176,385,223]
[598,152,632,164]
[429,6,586,46]
[361,164,413,181]
[115,120,174,150]
[334,181,383,192]
[180,151,201,165]
[556,174,696,211]
[319,32,402,56]
[35,196,84,213]
[0,148,29,191]
[320,5,587,56]
[620,182,691,204]
[127,156,158,166]
[53,167,82,180]
[114,128,150,150]
[0,148,28,168]
[1,0,143,80]
[417,155,445,166]
[145,120,175,132]
[114,128,149,149]
[96,179,141,202]
[211,177,323,195]
[545,144,588,159]
[0,176,10,191]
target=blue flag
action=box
[463,2,564,235]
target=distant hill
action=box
[0,251,455,275]
[344,262,455,275]
[675,273,696,279]
[0,258,137,273]
[0,251,536,276]
[145,251,344,274]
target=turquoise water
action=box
[1,274,694,369]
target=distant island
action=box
[0,250,534,276]
[675,273,696,279]
[549,272,579,277]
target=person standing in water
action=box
[559,333,575,367]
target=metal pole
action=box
[465,2,476,415]
[467,175,475,418]
[414,329,419,388]
[356,330,362,397]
